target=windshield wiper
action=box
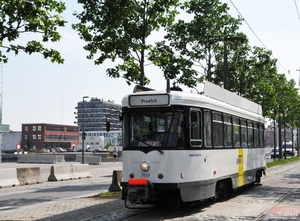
[154,149,164,154]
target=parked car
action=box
[92,148,102,153]
[270,148,279,158]
[77,148,91,152]
[37,148,48,153]
[57,147,67,152]
[67,148,76,152]
[282,141,295,156]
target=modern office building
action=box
[75,98,122,149]
[21,123,80,151]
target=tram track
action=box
[254,183,300,221]
[252,162,300,220]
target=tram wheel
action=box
[255,171,262,183]
[215,180,232,200]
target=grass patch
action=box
[266,156,300,168]
[96,191,122,199]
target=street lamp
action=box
[82,96,89,164]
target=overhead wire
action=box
[295,0,300,20]
[229,0,290,77]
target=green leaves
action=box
[73,0,180,86]
[0,0,67,63]
[73,0,300,128]
[149,0,243,88]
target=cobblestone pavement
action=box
[1,161,300,221]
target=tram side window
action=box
[253,123,259,147]
[248,121,254,147]
[123,114,129,147]
[213,112,223,148]
[259,123,264,147]
[204,110,212,147]
[233,117,240,147]
[224,115,233,147]
[190,109,201,147]
[241,120,247,147]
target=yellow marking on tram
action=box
[238,148,244,187]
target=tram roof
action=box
[122,82,264,122]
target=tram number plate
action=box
[142,174,150,178]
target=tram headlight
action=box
[140,161,150,171]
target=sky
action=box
[2,0,300,131]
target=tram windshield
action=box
[123,111,185,149]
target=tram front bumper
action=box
[125,178,153,203]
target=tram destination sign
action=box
[129,94,170,107]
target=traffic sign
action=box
[16,143,21,150]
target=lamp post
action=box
[82,96,89,164]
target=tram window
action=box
[125,111,186,148]
[123,114,129,147]
[157,118,165,132]
[253,123,259,147]
[204,110,212,147]
[259,123,264,147]
[213,112,223,148]
[241,120,247,147]
[190,109,201,147]
[168,112,185,148]
[224,115,233,147]
[248,121,254,147]
[233,117,240,147]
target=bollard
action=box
[16,167,43,185]
[48,165,75,181]
[109,170,122,192]
[0,168,20,188]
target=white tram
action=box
[120,81,266,208]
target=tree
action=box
[149,0,244,87]
[73,0,180,86]
[0,0,67,64]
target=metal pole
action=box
[82,96,88,164]
[223,43,228,90]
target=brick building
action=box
[21,123,80,151]
[265,125,299,148]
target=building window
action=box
[33,135,36,139]
[38,126,41,131]
[33,126,36,131]
[25,126,28,131]
[24,135,28,140]
[38,134,41,140]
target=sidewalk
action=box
[0,162,124,221]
